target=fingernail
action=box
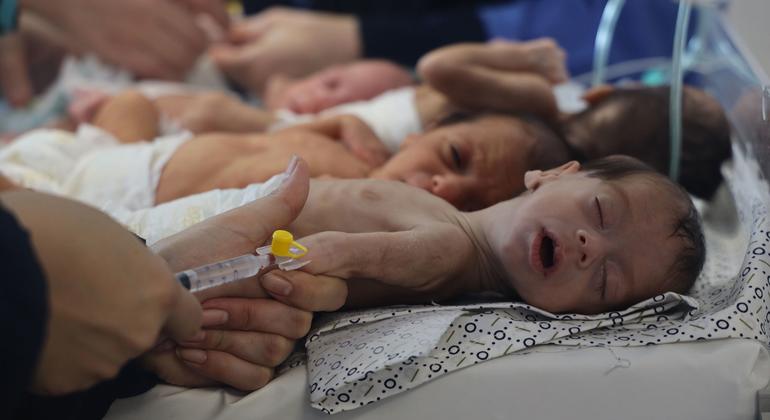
[271,155,299,195]
[177,348,207,364]
[285,155,299,175]
[201,309,229,327]
[262,272,293,296]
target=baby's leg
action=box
[91,90,160,143]
[418,40,564,118]
[419,38,568,86]
[495,38,569,84]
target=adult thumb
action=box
[0,34,32,107]
[215,156,310,244]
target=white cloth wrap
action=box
[271,86,422,154]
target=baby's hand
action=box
[282,114,391,168]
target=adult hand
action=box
[22,0,227,80]
[264,60,414,114]
[211,7,361,96]
[0,34,32,107]
[146,157,348,390]
[0,190,202,395]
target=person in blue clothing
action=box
[216,0,684,94]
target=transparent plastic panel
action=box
[689,6,770,188]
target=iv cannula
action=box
[174,230,308,293]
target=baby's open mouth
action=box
[530,229,560,276]
[540,234,555,269]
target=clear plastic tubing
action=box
[175,254,273,293]
[669,0,693,181]
[592,0,626,87]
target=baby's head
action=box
[563,86,731,199]
[371,112,568,211]
[483,155,704,314]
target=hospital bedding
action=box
[106,144,770,419]
[105,339,768,420]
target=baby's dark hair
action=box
[565,86,731,199]
[582,155,705,294]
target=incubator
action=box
[103,1,770,419]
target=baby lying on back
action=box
[144,154,705,314]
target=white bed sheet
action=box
[105,338,769,420]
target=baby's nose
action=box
[404,172,433,192]
[575,229,602,268]
[431,175,463,204]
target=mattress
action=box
[104,339,769,420]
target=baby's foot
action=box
[68,88,110,124]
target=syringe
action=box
[175,230,308,293]
[176,253,275,293]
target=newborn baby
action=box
[0,87,566,213]
[133,154,705,315]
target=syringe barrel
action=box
[178,254,270,292]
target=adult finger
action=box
[227,10,281,43]
[261,270,348,312]
[180,0,230,29]
[209,43,269,92]
[163,278,204,342]
[0,34,32,107]
[212,155,309,244]
[201,297,312,339]
[178,330,294,367]
[151,3,207,76]
[176,349,273,391]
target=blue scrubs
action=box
[243,0,684,76]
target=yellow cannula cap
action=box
[270,230,308,258]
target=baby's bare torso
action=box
[290,179,462,236]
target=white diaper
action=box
[272,86,422,154]
[113,173,287,244]
[65,130,190,212]
[0,124,190,212]
[0,125,119,194]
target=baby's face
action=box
[371,115,534,211]
[490,170,685,314]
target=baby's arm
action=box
[418,39,567,119]
[91,90,160,143]
[286,180,491,307]
[154,92,275,134]
[278,114,390,168]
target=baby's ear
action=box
[525,161,580,191]
[582,85,615,106]
[524,170,544,191]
